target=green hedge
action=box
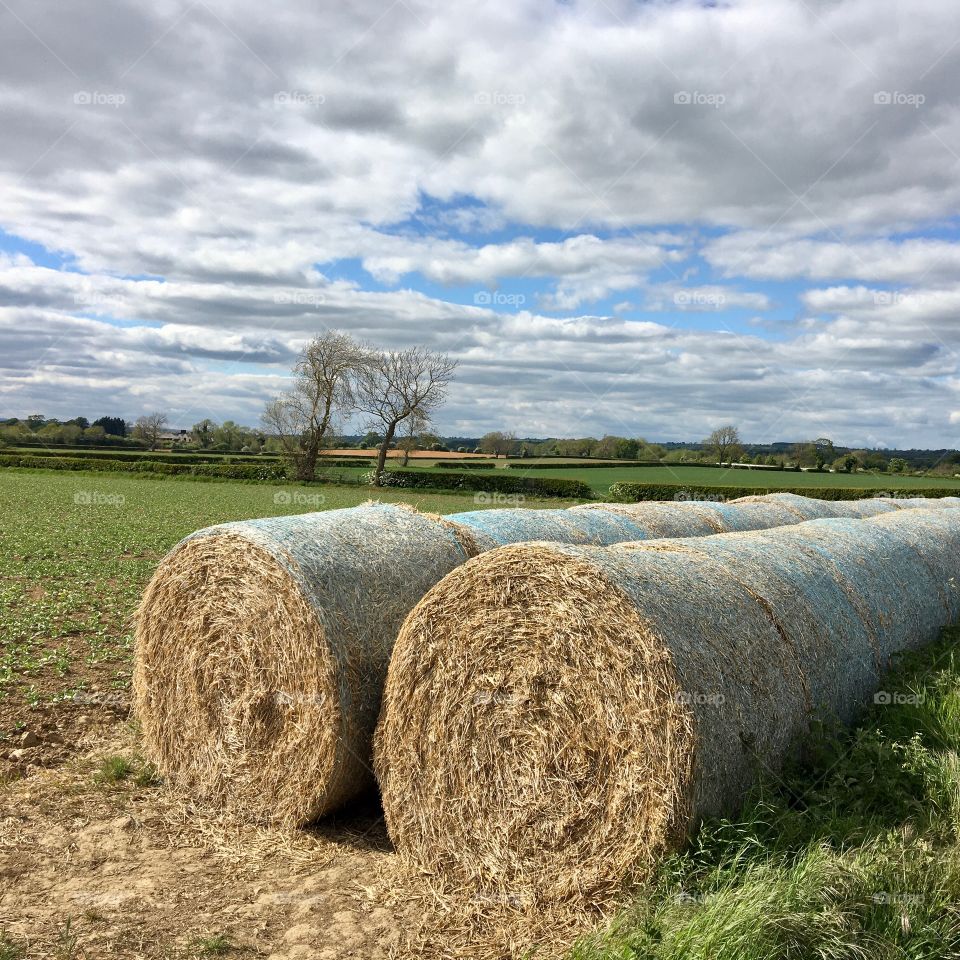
[0,454,287,481]
[509,460,660,470]
[380,469,591,499]
[8,448,278,465]
[508,460,796,471]
[431,461,495,470]
[0,453,591,497]
[608,481,960,503]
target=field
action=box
[2,467,960,957]
[504,463,960,495]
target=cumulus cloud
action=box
[708,237,960,284]
[1,0,960,445]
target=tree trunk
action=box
[374,424,396,485]
[298,438,320,481]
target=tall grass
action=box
[571,626,960,960]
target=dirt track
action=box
[0,721,408,960]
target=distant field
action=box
[503,464,960,496]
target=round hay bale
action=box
[869,509,960,621]
[134,503,470,825]
[617,534,879,722]
[884,496,960,510]
[133,502,665,825]
[762,518,948,666]
[570,501,730,536]
[730,491,844,519]
[375,511,960,897]
[839,497,905,517]
[375,541,805,899]
[446,507,651,550]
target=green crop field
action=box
[506,464,960,496]
[0,468,566,713]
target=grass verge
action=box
[572,625,960,960]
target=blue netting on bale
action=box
[644,533,879,723]
[841,498,903,517]
[731,492,845,519]
[761,518,947,668]
[883,496,960,510]
[446,507,650,549]
[570,501,736,536]
[870,509,960,621]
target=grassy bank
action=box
[572,627,960,959]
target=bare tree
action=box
[704,425,742,465]
[357,346,458,485]
[397,411,429,467]
[263,331,369,481]
[132,412,168,450]
[479,430,518,458]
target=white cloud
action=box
[1,0,959,445]
[708,237,960,284]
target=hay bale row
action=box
[132,501,663,825]
[134,494,960,827]
[374,508,960,900]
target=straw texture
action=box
[375,509,960,899]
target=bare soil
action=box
[0,704,410,960]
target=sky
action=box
[1,0,960,447]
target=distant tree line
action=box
[4,408,959,479]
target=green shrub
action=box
[0,454,287,481]
[373,469,590,499]
[607,481,960,502]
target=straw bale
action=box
[375,509,960,898]
[133,502,470,825]
[445,507,650,550]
